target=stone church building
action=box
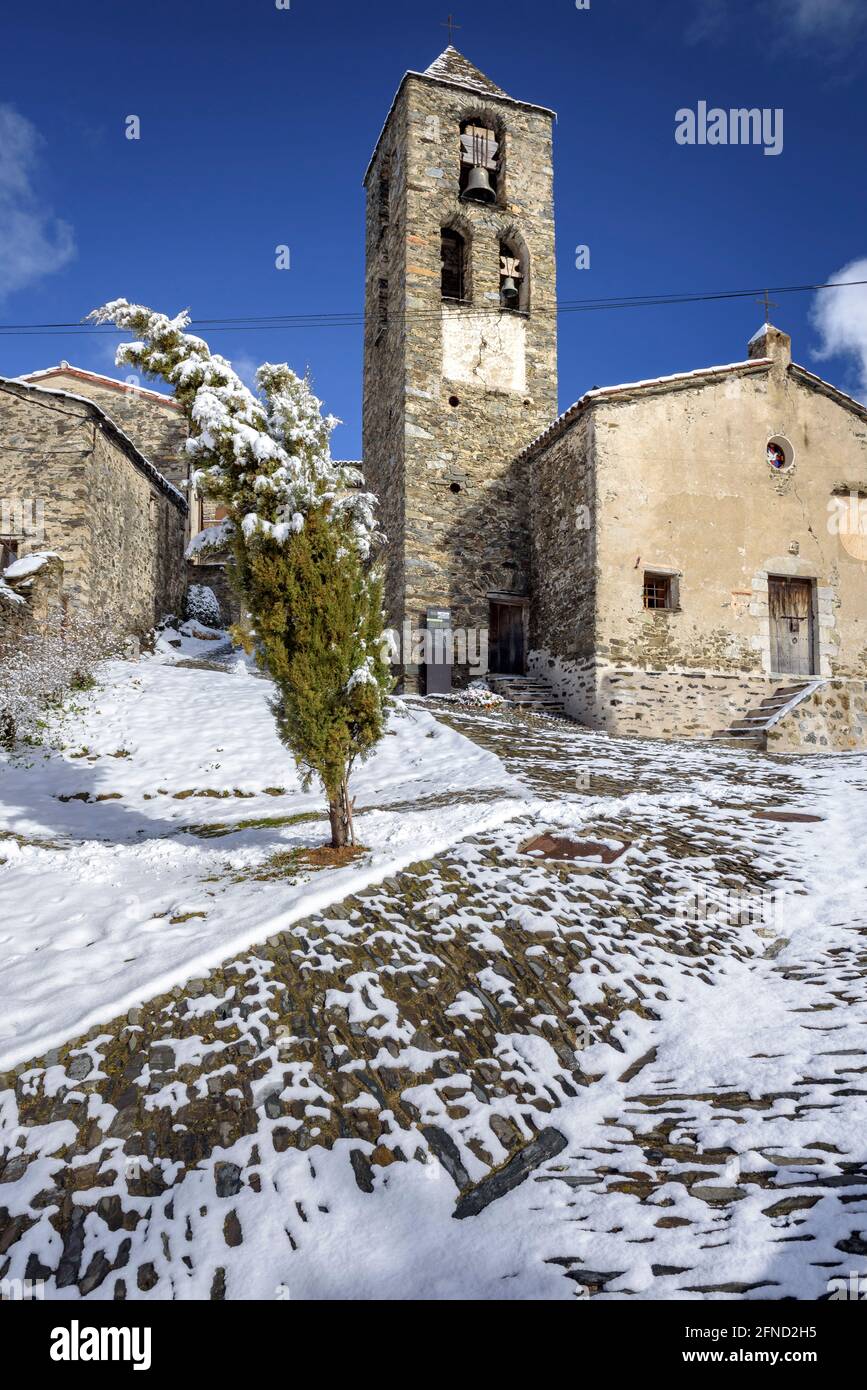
[363,47,867,749]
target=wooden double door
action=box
[768,577,816,677]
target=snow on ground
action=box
[1,663,866,1301]
[0,650,525,1071]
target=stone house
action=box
[362,47,867,748]
[525,324,867,744]
[20,364,233,552]
[0,375,187,636]
[13,363,236,625]
[21,363,189,494]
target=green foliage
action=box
[88,300,391,844]
[250,505,390,804]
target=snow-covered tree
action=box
[88,300,391,847]
[186,584,223,629]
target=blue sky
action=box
[2,0,867,457]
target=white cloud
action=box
[811,259,867,401]
[0,105,75,302]
[229,353,261,390]
[780,0,866,40]
[686,0,867,51]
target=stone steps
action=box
[486,675,566,716]
[712,682,818,751]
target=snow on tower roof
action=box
[423,45,511,99]
[364,48,555,185]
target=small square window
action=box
[643,572,676,610]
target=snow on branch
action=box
[185,520,234,561]
[86,300,383,562]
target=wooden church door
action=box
[768,578,815,677]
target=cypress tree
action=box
[89,301,390,846]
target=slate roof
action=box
[20,364,182,410]
[423,46,512,100]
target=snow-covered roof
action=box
[517,358,775,463]
[364,47,555,186]
[424,46,512,99]
[20,363,183,410]
[0,376,188,512]
[517,351,867,464]
[790,362,867,421]
[748,322,772,345]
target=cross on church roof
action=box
[757,289,778,322]
[441,14,461,44]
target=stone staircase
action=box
[486,674,565,716]
[712,680,821,751]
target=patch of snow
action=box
[0,577,26,607]
[0,660,526,1070]
[2,550,58,581]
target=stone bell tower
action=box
[362,46,558,688]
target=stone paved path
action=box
[1,704,865,1300]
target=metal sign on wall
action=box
[425,608,453,695]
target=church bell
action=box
[464,165,496,203]
[500,275,519,304]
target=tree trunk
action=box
[328,777,354,849]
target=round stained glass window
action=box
[767,436,795,472]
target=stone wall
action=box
[0,553,65,639]
[362,93,409,646]
[18,368,230,555]
[363,59,558,687]
[529,413,595,662]
[20,368,188,491]
[767,679,867,753]
[529,650,774,740]
[0,381,187,638]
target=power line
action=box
[0,278,863,337]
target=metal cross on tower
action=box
[757,289,778,322]
[441,14,461,44]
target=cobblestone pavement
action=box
[1,705,865,1300]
